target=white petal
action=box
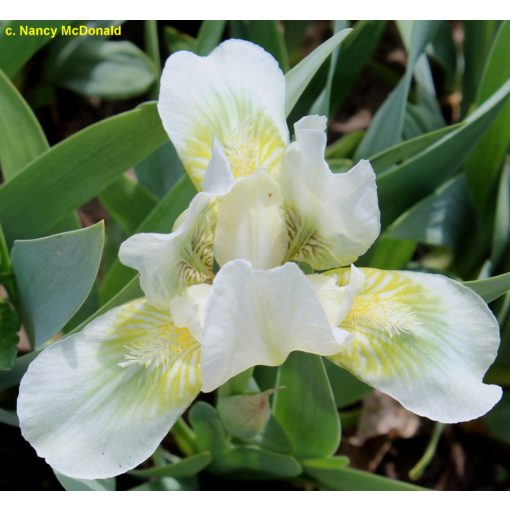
[214,171,288,269]
[119,193,215,308]
[170,283,211,339]
[280,115,380,269]
[202,140,234,195]
[199,260,346,392]
[18,300,201,479]
[158,39,289,188]
[327,267,502,423]
[307,265,365,327]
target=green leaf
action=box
[387,175,475,251]
[196,21,226,56]
[188,402,231,458]
[329,21,386,115]
[492,160,510,268]
[484,391,510,444]
[187,407,298,479]
[464,272,510,303]
[135,141,184,199]
[0,408,19,427]
[355,21,440,158]
[11,222,104,347]
[462,21,497,116]
[285,28,352,117]
[370,124,459,174]
[0,68,48,180]
[325,131,363,160]
[144,20,161,74]
[130,452,211,478]
[55,472,115,491]
[163,26,197,53]
[465,21,510,212]
[99,175,195,303]
[282,21,310,66]
[328,158,353,173]
[398,21,445,135]
[0,21,64,78]
[72,277,142,334]
[47,39,157,100]
[377,78,510,227]
[218,367,255,397]
[303,456,349,470]
[213,446,302,479]
[272,352,340,459]
[0,351,36,391]
[0,102,168,244]
[367,237,416,270]
[428,21,457,78]
[99,176,158,235]
[303,459,424,490]
[324,359,371,408]
[164,21,224,58]
[218,390,273,440]
[258,415,293,454]
[0,302,19,370]
[310,21,348,116]
[244,21,289,72]
[0,69,79,229]
[130,477,196,491]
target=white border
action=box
[1,491,508,505]
[2,1,509,21]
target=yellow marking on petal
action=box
[119,323,195,370]
[346,295,417,336]
[181,104,286,188]
[96,300,202,412]
[327,268,444,381]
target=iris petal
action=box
[158,39,289,188]
[18,300,201,479]
[198,260,348,392]
[280,116,380,269]
[327,267,502,423]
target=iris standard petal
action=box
[214,171,288,269]
[280,115,380,269]
[327,267,502,423]
[199,260,348,392]
[17,299,201,479]
[158,39,289,188]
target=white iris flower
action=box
[17,40,501,480]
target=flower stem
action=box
[409,422,446,481]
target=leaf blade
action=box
[464,272,510,303]
[0,102,168,244]
[272,352,340,459]
[285,29,352,117]
[11,222,104,347]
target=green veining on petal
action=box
[95,300,201,416]
[328,268,447,382]
[283,203,337,267]
[177,199,217,287]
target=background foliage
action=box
[1,20,510,490]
